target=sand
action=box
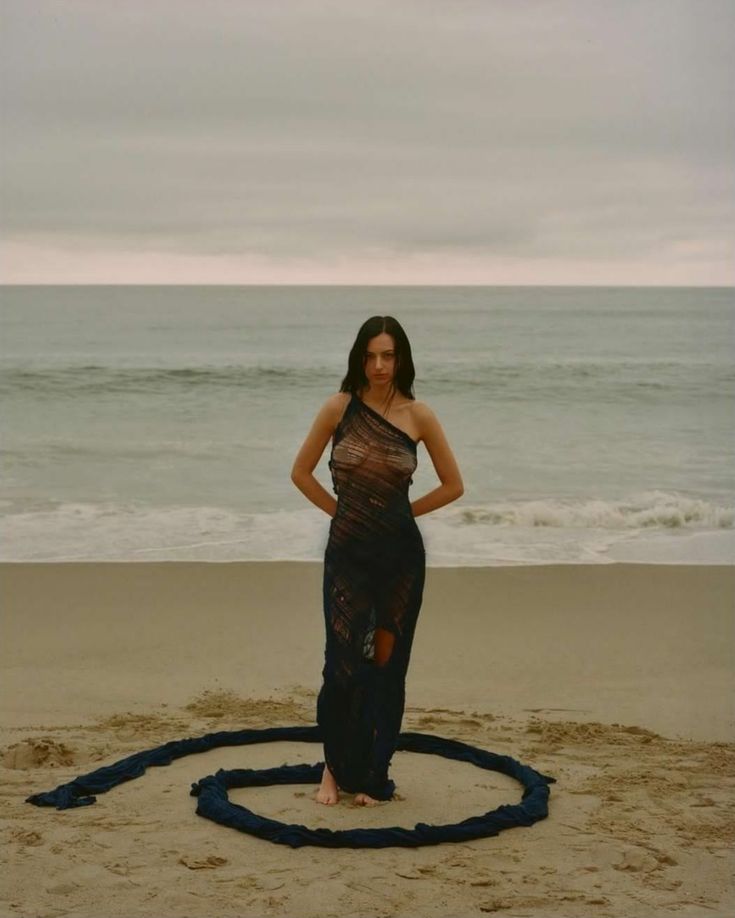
[2,561,734,918]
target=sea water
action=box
[1,285,733,565]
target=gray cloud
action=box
[1,0,733,281]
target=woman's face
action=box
[364,333,397,387]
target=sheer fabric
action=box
[317,392,425,799]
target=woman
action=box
[290,316,464,807]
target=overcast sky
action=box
[1,0,733,284]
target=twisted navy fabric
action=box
[26,724,557,849]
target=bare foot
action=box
[353,792,382,806]
[315,763,339,805]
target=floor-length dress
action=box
[316,392,425,800]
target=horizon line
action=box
[2,282,733,289]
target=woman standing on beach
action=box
[291,316,464,806]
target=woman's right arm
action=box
[290,393,345,519]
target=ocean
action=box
[1,285,733,565]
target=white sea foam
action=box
[450,491,734,530]
[2,491,731,565]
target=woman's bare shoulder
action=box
[332,391,351,409]
[408,399,440,439]
[323,391,351,426]
[408,398,433,418]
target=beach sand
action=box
[2,561,734,918]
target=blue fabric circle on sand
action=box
[26,724,557,849]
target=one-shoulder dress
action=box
[316,392,426,800]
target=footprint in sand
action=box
[3,737,76,769]
[45,881,79,896]
[178,854,229,870]
[614,847,659,873]
[11,829,44,847]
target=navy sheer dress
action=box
[317,392,425,800]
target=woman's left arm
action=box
[410,402,464,518]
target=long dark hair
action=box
[339,315,416,403]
